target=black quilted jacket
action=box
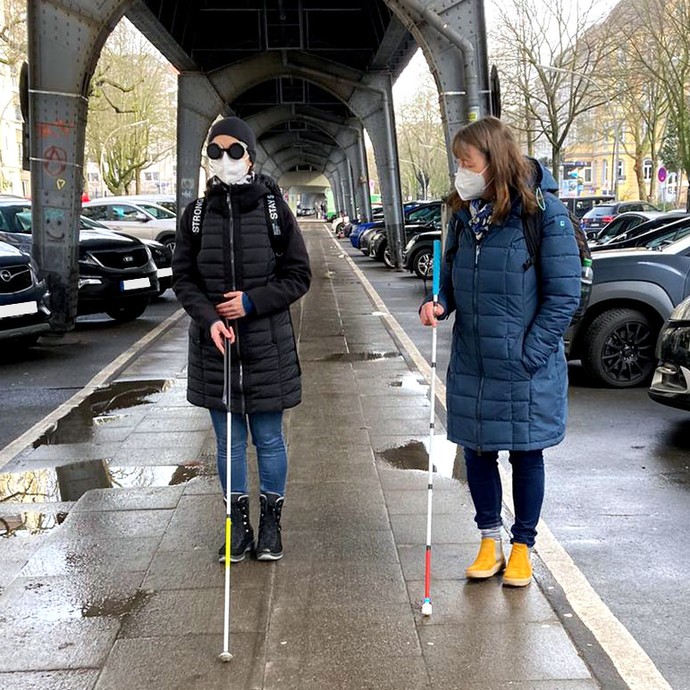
[172,176,311,413]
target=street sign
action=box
[658,166,667,183]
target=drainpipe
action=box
[389,0,481,121]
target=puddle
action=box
[0,460,213,538]
[376,436,462,479]
[389,373,429,393]
[82,589,151,618]
[322,351,401,362]
[35,380,171,447]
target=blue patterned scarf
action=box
[468,199,493,238]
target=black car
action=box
[81,216,172,295]
[0,240,51,348]
[560,195,615,220]
[581,201,660,238]
[648,295,690,410]
[370,223,435,268]
[0,201,159,322]
[403,228,441,279]
[591,214,690,252]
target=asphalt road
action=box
[340,238,690,690]
[0,291,181,451]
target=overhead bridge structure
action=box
[27,0,491,330]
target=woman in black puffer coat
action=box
[172,117,311,564]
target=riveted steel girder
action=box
[27,0,132,331]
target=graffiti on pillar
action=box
[38,120,74,138]
[56,179,66,190]
[44,208,66,241]
[43,146,68,177]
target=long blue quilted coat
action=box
[437,164,581,451]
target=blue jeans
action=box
[209,409,288,498]
[464,447,545,547]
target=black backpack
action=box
[522,191,592,324]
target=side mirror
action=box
[135,212,150,222]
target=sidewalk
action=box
[0,222,599,689]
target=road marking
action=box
[329,230,672,690]
[0,307,187,473]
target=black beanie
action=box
[208,116,257,161]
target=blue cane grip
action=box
[432,240,441,296]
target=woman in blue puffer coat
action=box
[420,117,581,587]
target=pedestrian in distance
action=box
[172,116,311,564]
[420,116,581,587]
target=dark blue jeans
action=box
[464,447,545,548]
[209,409,287,498]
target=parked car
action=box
[0,239,51,348]
[82,199,177,249]
[560,195,615,219]
[80,216,172,295]
[566,234,690,388]
[351,201,440,250]
[371,221,440,268]
[581,201,660,239]
[648,295,690,410]
[402,228,441,279]
[590,211,667,246]
[591,214,690,252]
[0,200,159,322]
[114,194,176,214]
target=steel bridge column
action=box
[177,72,225,211]
[355,123,373,222]
[27,0,129,332]
[384,0,491,183]
[350,73,405,267]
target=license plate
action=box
[121,277,151,292]
[0,301,38,318]
[157,267,173,278]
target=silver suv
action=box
[82,199,176,249]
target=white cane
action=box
[422,239,441,617]
[219,324,233,662]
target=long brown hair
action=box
[447,117,537,224]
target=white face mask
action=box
[210,154,250,185]
[454,165,489,201]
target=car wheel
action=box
[383,246,395,269]
[162,237,176,253]
[580,308,657,388]
[105,300,149,323]
[374,240,387,262]
[412,247,433,280]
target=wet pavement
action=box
[0,222,604,689]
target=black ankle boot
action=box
[256,492,284,561]
[218,493,254,563]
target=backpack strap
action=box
[191,197,205,235]
[521,187,547,272]
[264,193,287,259]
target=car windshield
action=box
[0,204,32,233]
[136,203,175,219]
[646,226,690,249]
[587,205,616,218]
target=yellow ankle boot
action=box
[465,538,505,579]
[503,543,532,587]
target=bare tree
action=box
[0,0,25,68]
[0,0,26,190]
[86,19,176,195]
[395,74,448,200]
[623,0,690,208]
[492,0,616,183]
